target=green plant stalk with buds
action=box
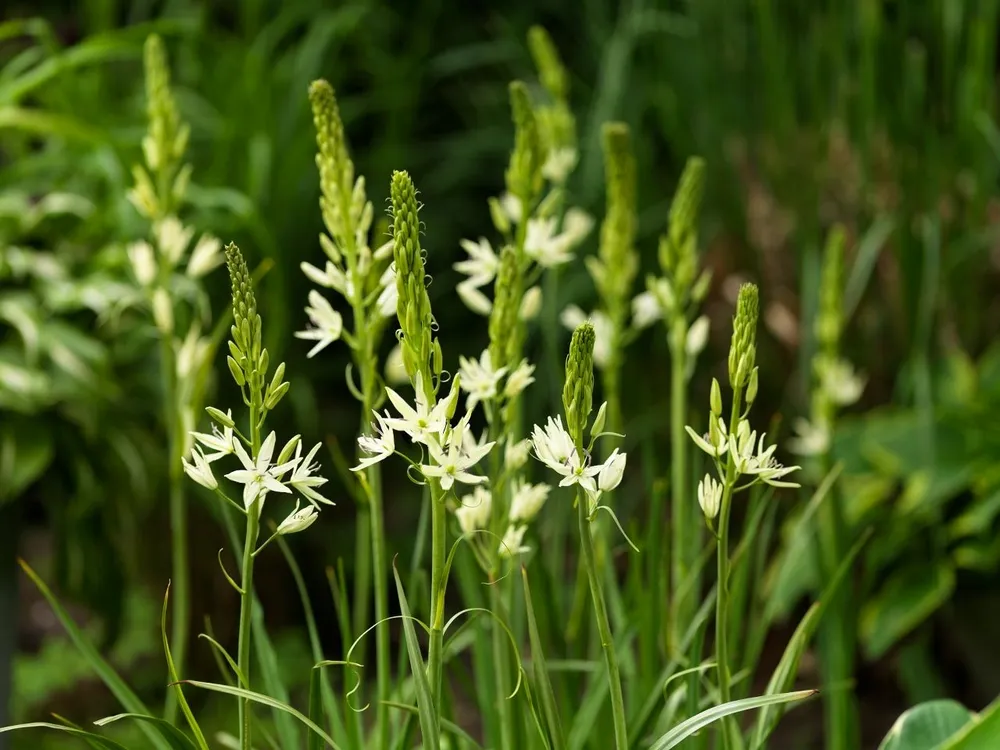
[660,157,708,664]
[225,244,264,750]
[811,227,858,750]
[715,283,760,749]
[565,322,628,750]
[306,79,392,744]
[390,170,450,715]
[131,35,195,722]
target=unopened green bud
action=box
[562,322,596,446]
[227,355,245,387]
[206,406,235,429]
[489,246,522,372]
[527,26,568,101]
[265,381,290,410]
[309,79,355,252]
[268,362,286,395]
[692,268,712,304]
[727,283,759,389]
[277,434,301,466]
[505,81,543,203]
[257,348,269,378]
[591,401,608,438]
[596,122,637,316]
[390,170,437,402]
[710,378,722,417]
[746,367,759,405]
[488,196,511,234]
[441,374,461,420]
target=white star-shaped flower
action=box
[458,349,507,411]
[352,411,396,471]
[295,290,344,358]
[225,431,298,509]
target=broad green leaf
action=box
[180,681,342,749]
[861,564,955,659]
[877,700,973,750]
[938,695,1000,748]
[0,107,103,140]
[0,422,53,502]
[392,563,440,750]
[93,714,198,750]
[649,691,816,750]
[0,722,128,749]
[18,560,171,750]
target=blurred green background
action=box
[3,0,1000,747]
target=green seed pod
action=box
[562,322,596,447]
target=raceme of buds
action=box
[816,225,845,354]
[505,81,543,204]
[391,170,439,401]
[488,245,523,372]
[309,79,355,258]
[659,156,706,300]
[226,242,268,399]
[728,282,759,389]
[589,122,637,323]
[527,26,567,102]
[562,322,596,446]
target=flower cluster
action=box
[351,373,496,493]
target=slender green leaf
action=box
[18,560,171,750]
[844,216,895,321]
[160,585,210,750]
[392,562,441,750]
[649,691,817,750]
[522,567,566,750]
[93,714,198,750]
[384,701,485,749]
[180,681,343,750]
[0,723,128,750]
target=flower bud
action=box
[488,196,512,234]
[152,287,173,334]
[206,407,235,429]
[277,434,301,466]
[746,367,759,405]
[182,449,217,490]
[590,401,608,438]
[128,240,157,286]
[519,285,542,320]
[277,504,319,535]
[697,474,722,520]
[562,322,595,446]
[227,355,245,386]
[710,378,722,417]
[598,449,627,492]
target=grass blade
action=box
[0,723,128,749]
[180,680,343,749]
[17,559,171,750]
[522,566,566,750]
[649,691,817,750]
[384,701,485,750]
[392,560,440,750]
[161,584,210,750]
[92,714,198,750]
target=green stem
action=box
[577,492,628,750]
[490,580,515,750]
[159,335,188,725]
[368,462,390,745]
[237,413,262,750]
[714,389,743,750]
[668,317,691,655]
[427,484,447,714]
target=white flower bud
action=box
[457,280,492,316]
[277,504,319,535]
[455,487,492,535]
[519,285,543,320]
[384,343,408,385]
[186,234,224,278]
[128,240,157,286]
[631,290,662,329]
[504,438,531,471]
[498,524,529,558]
[152,287,173,334]
[155,215,193,267]
[598,449,627,493]
[590,401,608,437]
[697,474,722,520]
[504,360,536,399]
[182,449,217,490]
[509,481,551,524]
[746,367,759,405]
[686,315,710,358]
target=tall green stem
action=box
[427,484,447,713]
[668,317,691,653]
[237,413,261,750]
[714,390,743,750]
[577,492,628,750]
[490,580,515,749]
[160,336,189,724]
